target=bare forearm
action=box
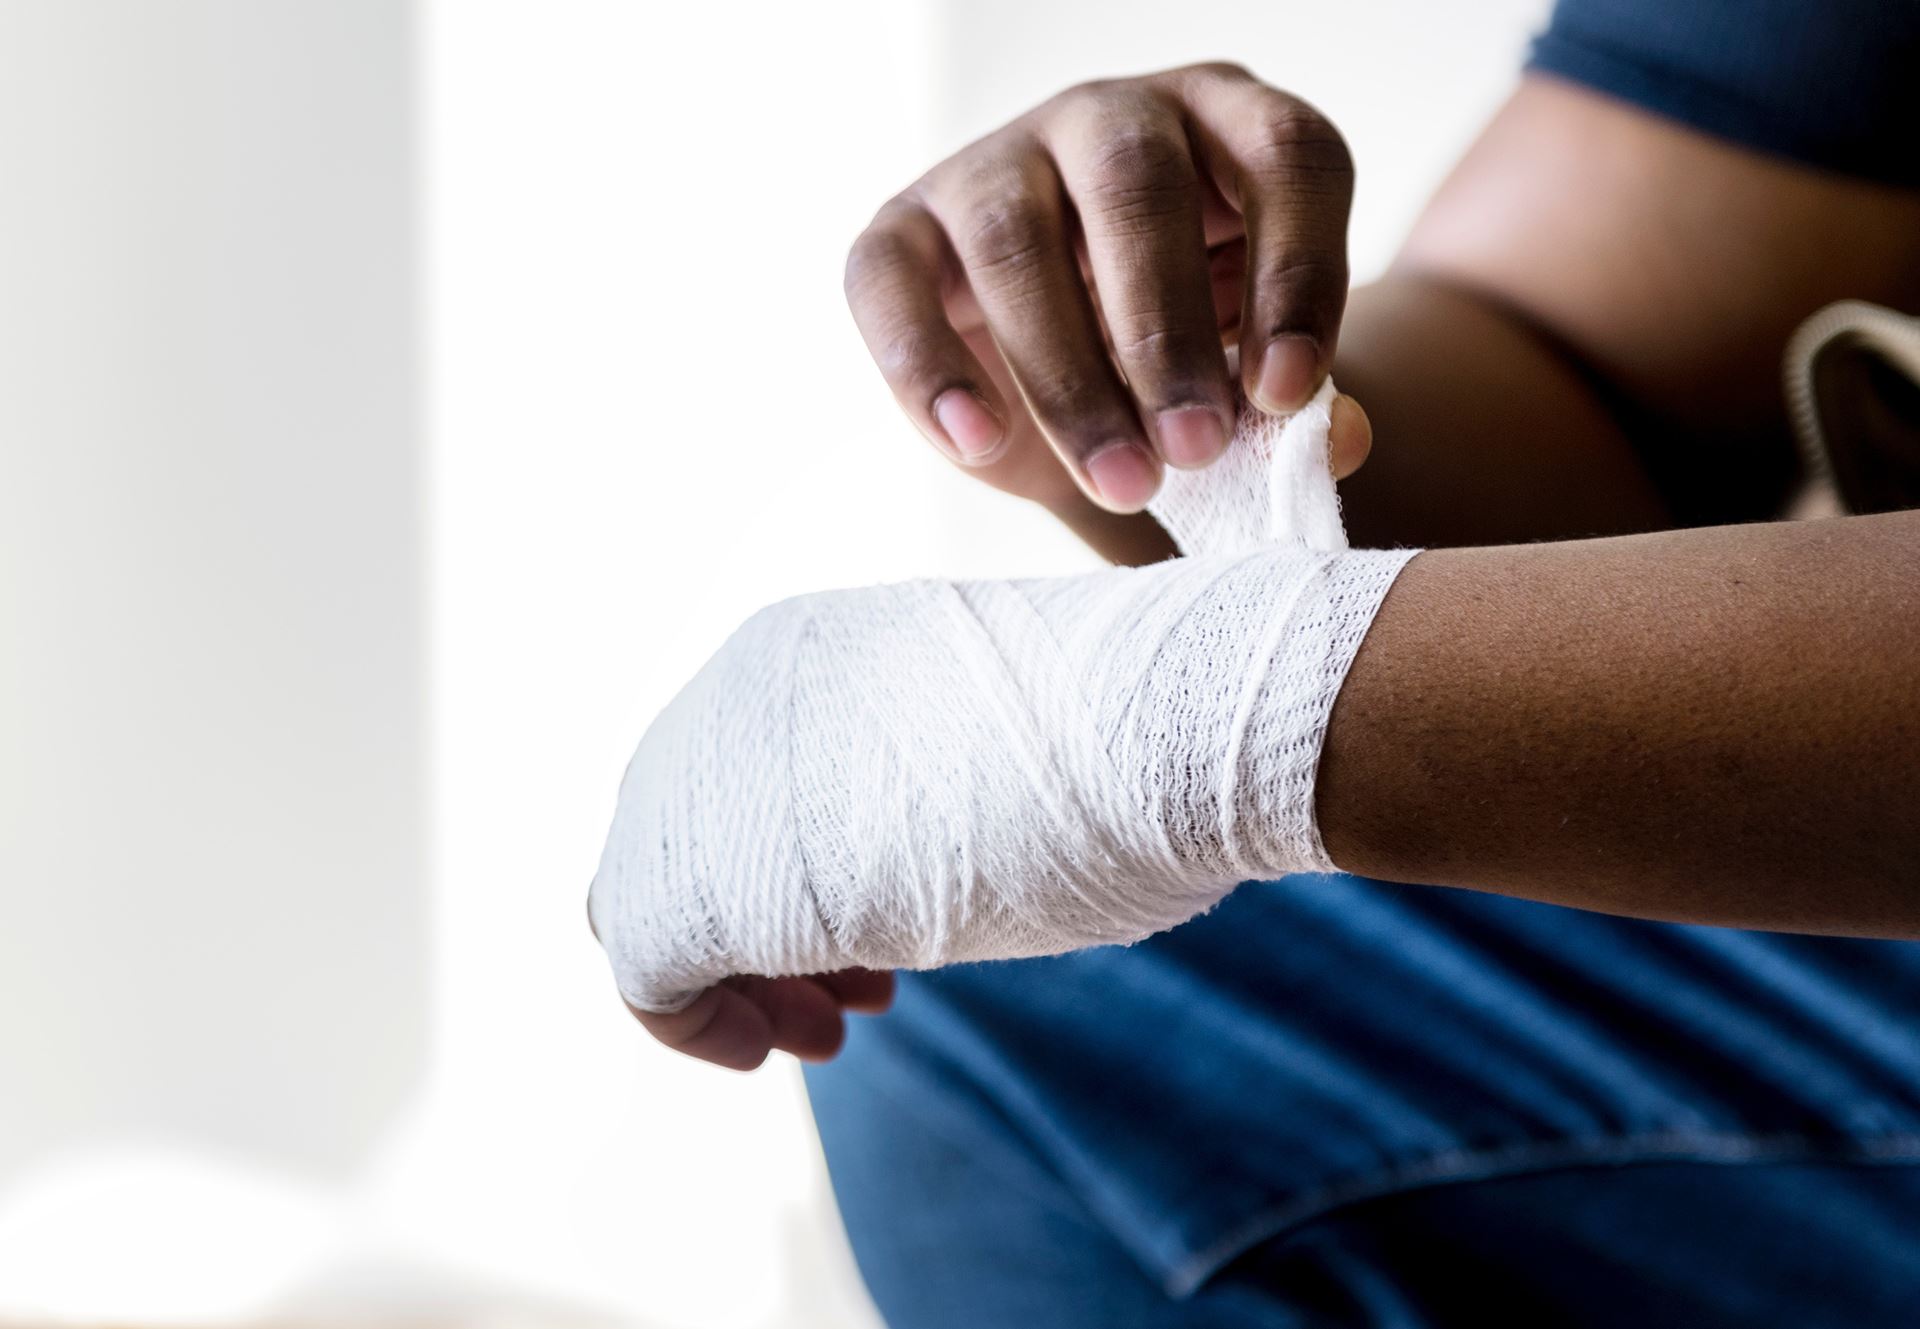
[1317,510,1920,935]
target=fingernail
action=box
[1084,441,1159,511]
[1156,405,1228,469]
[1255,335,1320,413]
[932,388,1004,462]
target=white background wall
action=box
[0,1,1545,1323]
[0,0,423,1210]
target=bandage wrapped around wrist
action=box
[591,381,1417,1012]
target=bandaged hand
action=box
[590,384,1417,1016]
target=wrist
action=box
[1312,548,1440,879]
[1230,546,1421,879]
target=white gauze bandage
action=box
[591,379,1418,1012]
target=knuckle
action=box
[872,322,948,386]
[1258,253,1349,294]
[842,225,907,302]
[947,148,1030,204]
[1252,255,1350,334]
[1244,97,1353,181]
[1078,122,1197,225]
[1024,367,1128,440]
[1114,318,1215,377]
[958,194,1056,280]
[1025,362,1100,415]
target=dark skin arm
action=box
[632,71,1920,1068]
[1319,78,1920,933]
[1321,510,1920,937]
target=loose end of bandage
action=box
[1147,377,1348,559]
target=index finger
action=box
[844,200,1013,468]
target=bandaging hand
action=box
[843,61,1364,522]
[591,382,1414,1037]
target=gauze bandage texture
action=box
[591,380,1417,1012]
[1152,377,1349,556]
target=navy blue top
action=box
[1527,0,1920,187]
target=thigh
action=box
[807,876,1920,1325]
[807,1047,1302,1329]
[816,1044,1920,1329]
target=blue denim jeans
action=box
[805,874,1920,1326]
